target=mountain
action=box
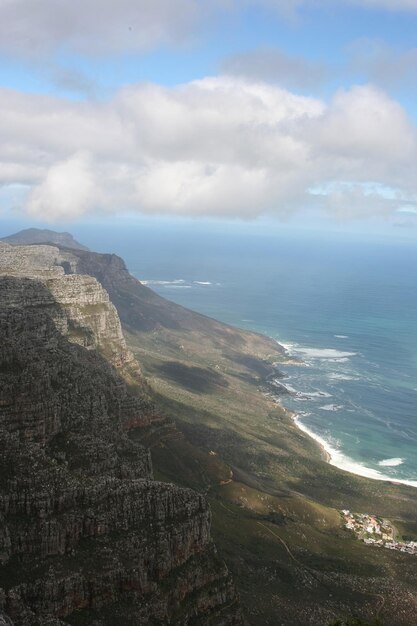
[1,228,89,251]
[0,242,243,625]
[57,240,417,626]
[2,231,417,625]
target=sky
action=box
[1,0,417,235]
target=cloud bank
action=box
[1,0,417,59]
[221,48,328,89]
[0,77,415,220]
[348,39,417,92]
[0,0,204,56]
[260,0,417,12]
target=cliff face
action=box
[0,244,242,625]
[0,244,134,369]
[58,247,203,332]
[56,246,284,370]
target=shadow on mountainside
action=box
[154,361,230,394]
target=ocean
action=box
[70,220,417,487]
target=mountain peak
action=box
[1,227,89,251]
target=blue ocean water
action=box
[73,221,417,486]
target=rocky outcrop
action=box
[0,243,63,278]
[0,243,135,370]
[0,246,243,625]
[58,246,194,332]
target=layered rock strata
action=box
[0,245,242,625]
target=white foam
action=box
[295,347,356,359]
[276,340,356,364]
[378,458,405,467]
[319,404,343,411]
[193,281,212,285]
[141,279,186,286]
[293,416,417,489]
[296,390,332,400]
[328,373,356,381]
[276,382,298,393]
[334,335,349,339]
[273,381,332,400]
[277,341,297,355]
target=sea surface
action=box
[72,221,417,486]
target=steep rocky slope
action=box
[53,245,283,356]
[47,239,417,626]
[0,243,242,625]
[0,229,283,359]
[4,231,417,626]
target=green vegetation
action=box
[125,320,417,625]
[57,243,417,624]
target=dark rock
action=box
[0,246,243,625]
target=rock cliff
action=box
[0,244,242,625]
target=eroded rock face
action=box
[0,247,243,625]
[0,243,134,369]
[0,244,63,279]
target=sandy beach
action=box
[292,411,417,489]
[272,339,417,490]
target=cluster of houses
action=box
[341,510,417,556]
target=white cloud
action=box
[0,0,203,56]
[0,78,416,221]
[312,183,399,219]
[348,39,417,93]
[221,47,328,89]
[26,152,99,220]
[259,0,417,11]
[1,0,416,60]
[305,86,415,163]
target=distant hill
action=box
[1,227,89,251]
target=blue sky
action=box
[0,0,417,235]
[2,3,417,99]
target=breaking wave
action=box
[378,458,404,467]
[141,279,186,286]
[294,415,417,489]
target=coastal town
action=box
[342,510,417,556]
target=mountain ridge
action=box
[2,228,417,625]
[0,240,243,625]
[1,228,89,251]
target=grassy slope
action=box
[126,323,417,626]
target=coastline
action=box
[291,413,331,464]
[292,411,417,490]
[272,339,417,491]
